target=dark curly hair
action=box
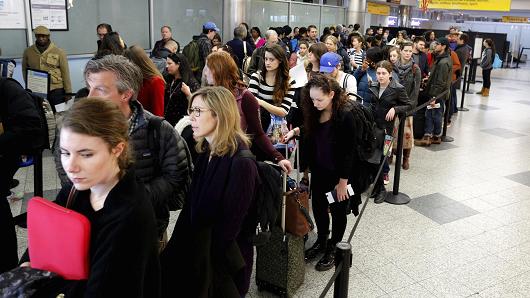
[302,73,349,138]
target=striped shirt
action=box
[347,48,364,69]
[248,71,296,114]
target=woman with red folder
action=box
[21,98,160,297]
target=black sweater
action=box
[23,170,161,298]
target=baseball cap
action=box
[203,22,220,32]
[34,25,50,36]
[436,37,449,47]
[319,52,342,73]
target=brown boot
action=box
[476,87,484,94]
[482,88,490,97]
[416,135,431,146]
[432,136,442,144]
[402,149,411,170]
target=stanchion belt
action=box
[407,77,462,116]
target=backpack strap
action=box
[147,116,164,176]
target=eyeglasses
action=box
[188,107,211,117]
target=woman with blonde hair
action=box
[21,97,160,297]
[324,35,351,72]
[124,45,166,116]
[161,86,259,297]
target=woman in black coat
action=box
[284,74,361,272]
[161,86,258,297]
[21,98,160,298]
[368,60,412,203]
[164,53,200,126]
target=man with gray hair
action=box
[226,25,255,69]
[248,29,280,74]
[54,55,192,248]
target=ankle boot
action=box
[482,88,490,97]
[402,149,411,170]
[315,243,336,271]
[476,87,484,94]
[305,237,328,262]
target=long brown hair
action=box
[206,51,245,95]
[302,73,349,138]
[306,42,327,73]
[61,97,132,178]
[260,44,290,106]
[124,45,164,81]
[191,87,250,157]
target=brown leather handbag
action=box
[281,142,314,237]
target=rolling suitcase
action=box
[256,143,305,297]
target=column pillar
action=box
[398,5,411,27]
[346,0,367,30]
[223,0,248,41]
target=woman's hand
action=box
[20,262,30,267]
[335,179,349,202]
[277,159,292,174]
[385,107,396,121]
[282,129,296,143]
[181,82,191,97]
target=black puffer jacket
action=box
[0,78,42,155]
[55,100,192,236]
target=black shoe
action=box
[304,238,327,262]
[315,245,336,271]
[10,179,19,189]
[374,191,386,204]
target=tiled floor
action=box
[8,65,530,297]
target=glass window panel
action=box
[247,0,289,33]
[290,3,321,31]
[321,6,345,29]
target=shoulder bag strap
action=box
[66,186,77,209]
[243,41,248,57]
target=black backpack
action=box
[1,78,55,152]
[237,149,282,246]
[346,101,382,193]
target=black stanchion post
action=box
[33,150,43,197]
[333,242,352,298]
[385,116,411,205]
[441,92,454,142]
[458,65,470,112]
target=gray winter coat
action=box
[55,100,192,236]
[426,50,453,99]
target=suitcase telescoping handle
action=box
[281,140,298,234]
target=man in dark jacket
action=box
[412,36,429,77]
[455,33,471,80]
[418,37,452,146]
[151,25,179,58]
[54,55,192,244]
[196,22,219,78]
[0,78,42,273]
[226,25,254,70]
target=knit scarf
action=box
[395,60,413,83]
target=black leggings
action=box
[311,169,349,246]
[482,68,492,88]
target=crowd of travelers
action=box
[0,20,495,297]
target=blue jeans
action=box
[424,103,444,137]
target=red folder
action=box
[27,196,91,280]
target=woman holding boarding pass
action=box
[284,73,361,271]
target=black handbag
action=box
[0,266,60,297]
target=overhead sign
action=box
[502,16,530,23]
[367,2,390,16]
[423,0,511,12]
